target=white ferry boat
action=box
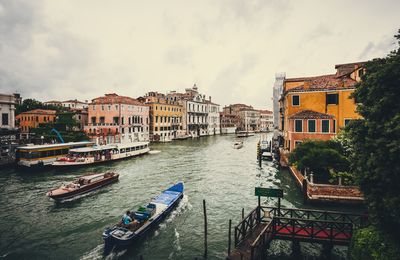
[16,141,94,168]
[52,142,150,167]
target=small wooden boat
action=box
[46,172,119,201]
[233,141,243,149]
[102,182,184,248]
[262,151,273,161]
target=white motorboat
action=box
[52,142,150,167]
[233,141,243,149]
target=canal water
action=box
[0,134,357,259]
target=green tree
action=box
[289,140,350,183]
[16,98,66,115]
[348,29,400,244]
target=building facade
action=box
[259,110,273,132]
[280,62,364,151]
[220,112,238,134]
[273,73,285,129]
[84,93,149,144]
[239,109,260,132]
[16,109,57,134]
[187,95,208,137]
[166,84,214,137]
[0,93,19,130]
[206,100,220,135]
[142,92,184,142]
[61,99,88,110]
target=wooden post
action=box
[242,208,244,219]
[257,196,261,222]
[139,255,144,260]
[203,199,208,258]
[277,197,281,217]
[228,219,232,257]
[302,179,308,204]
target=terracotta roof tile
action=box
[286,74,357,92]
[289,110,334,119]
[19,109,57,115]
[92,93,144,106]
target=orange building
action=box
[16,109,57,133]
[280,62,365,151]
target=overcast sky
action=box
[0,0,399,109]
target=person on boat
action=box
[122,211,132,226]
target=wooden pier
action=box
[229,206,367,260]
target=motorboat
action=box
[52,142,150,167]
[102,182,184,248]
[233,141,243,149]
[46,172,119,201]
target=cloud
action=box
[0,0,399,110]
[358,35,397,60]
[0,0,98,99]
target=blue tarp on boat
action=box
[152,190,181,205]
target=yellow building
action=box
[280,62,365,151]
[141,92,185,142]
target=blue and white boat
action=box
[102,182,184,248]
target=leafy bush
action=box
[289,139,350,183]
[350,226,400,260]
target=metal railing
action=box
[263,206,367,228]
[234,207,260,247]
[273,216,353,243]
[250,220,275,260]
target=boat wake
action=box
[168,228,181,259]
[166,195,191,223]
[80,244,127,260]
[148,150,161,155]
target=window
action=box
[295,119,302,132]
[113,117,119,124]
[1,113,8,125]
[358,69,364,77]
[344,119,352,127]
[333,120,336,133]
[326,93,339,105]
[308,120,316,132]
[100,117,105,124]
[322,120,330,133]
[292,95,300,106]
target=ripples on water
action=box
[0,134,355,259]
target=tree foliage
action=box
[350,226,400,260]
[348,29,400,243]
[289,140,350,183]
[16,99,66,115]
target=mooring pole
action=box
[257,195,261,222]
[203,199,208,258]
[302,179,308,204]
[228,219,232,257]
[241,208,244,219]
[278,197,281,217]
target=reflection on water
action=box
[0,134,358,259]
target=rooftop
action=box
[286,74,357,92]
[18,109,57,115]
[289,110,334,119]
[92,93,144,106]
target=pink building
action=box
[84,93,149,144]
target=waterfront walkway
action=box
[229,206,367,260]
